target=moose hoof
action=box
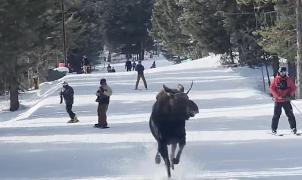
[173,158,179,164]
[155,154,161,164]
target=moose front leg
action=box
[173,140,186,165]
[170,143,177,170]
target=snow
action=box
[1,54,302,179]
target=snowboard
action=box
[94,124,110,129]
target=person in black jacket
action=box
[132,60,136,71]
[125,59,132,71]
[135,61,147,90]
[60,81,79,123]
[95,78,112,128]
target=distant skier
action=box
[107,64,112,73]
[60,81,79,123]
[132,60,136,71]
[95,78,112,128]
[32,71,39,89]
[135,60,147,90]
[125,59,132,71]
[270,67,297,135]
[81,55,90,74]
[150,61,156,69]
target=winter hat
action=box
[100,78,106,84]
[62,81,68,86]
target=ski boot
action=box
[67,116,79,123]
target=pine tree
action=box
[180,0,232,55]
[0,0,58,111]
[152,0,191,58]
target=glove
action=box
[99,87,104,93]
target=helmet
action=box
[62,81,68,86]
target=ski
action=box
[269,133,301,136]
[271,133,284,136]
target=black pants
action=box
[66,104,76,119]
[271,101,296,130]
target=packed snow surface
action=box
[1,54,302,179]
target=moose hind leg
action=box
[170,143,177,170]
[159,143,171,177]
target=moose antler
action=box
[186,81,194,94]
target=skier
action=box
[270,67,297,135]
[95,78,112,128]
[132,60,136,71]
[32,71,39,89]
[125,59,132,71]
[135,60,147,90]
[107,64,112,73]
[81,55,90,74]
[150,61,156,69]
[60,81,79,123]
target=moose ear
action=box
[163,84,169,92]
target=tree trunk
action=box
[228,34,234,64]
[271,55,279,77]
[139,40,144,60]
[9,77,19,111]
[296,0,302,98]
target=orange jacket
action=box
[270,75,296,102]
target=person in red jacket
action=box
[270,67,297,134]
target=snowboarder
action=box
[135,60,147,90]
[95,78,112,128]
[270,67,297,135]
[125,59,132,71]
[60,81,79,123]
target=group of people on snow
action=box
[59,60,150,127]
[106,64,116,73]
[125,59,137,71]
[60,79,112,128]
[61,60,297,134]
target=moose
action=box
[149,82,199,178]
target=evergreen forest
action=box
[0,0,299,110]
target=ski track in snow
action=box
[2,55,302,179]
